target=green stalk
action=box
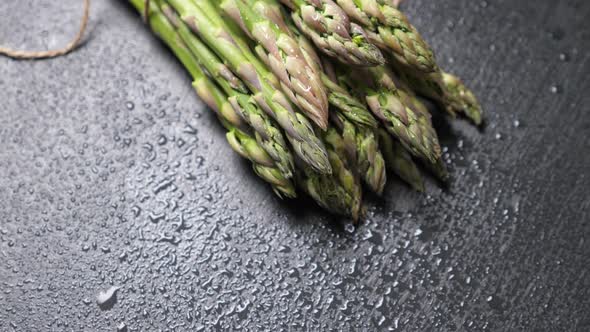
[166,0,332,174]
[394,66,483,126]
[260,11,387,193]
[334,113,386,194]
[193,0,274,79]
[405,94,450,182]
[322,74,379,128]
[298,127,363,222]
[279,0,385,66]
[130,0,296,197]
[441,71,483,126]
[335,0,437,72]
[395,92,450,182]
[159,3,295,178]
[220,0,330,129]
[377,128,424,191]
[356,65,442,165]
[321,60,387,194]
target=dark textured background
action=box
[1,0,589,331]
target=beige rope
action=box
[0,0,90,60]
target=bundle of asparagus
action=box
[128,0,482,222]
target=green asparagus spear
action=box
[395,66,483,126]
[334,113,387,194]
[224,125,298,198]
[262,13,387,193]
[377,128,424,191]
[217,0,388,191]
[404,94,450,182]
[220,0,330,129]
[441,71,483,126]
[335,0,437,72]
[131,0,296,197]
[166,0,332,174]
[298,127,363,222]
[159,3,295,178]
[280,0,385,66]
[195,0,278,84]
[342,65,442,164]
[321,60,387,194]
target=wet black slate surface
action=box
[1,0,589,331]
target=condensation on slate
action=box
[0,0,589,331]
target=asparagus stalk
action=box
[377,128,424,191]
[225,127,298,198]
[246,0,374,125]
[235,0,377,128]
[334,113,386,194]
[410,94,450,182]
[220,0,330,129]
[166,0,332,174]
[335,0,437,73]
[131,0,296,197]
[320,62,379,128]
[286,21,387,193]
[290,14,388,194]
[441,71,483,126]
[395,66,483,126]
[196,79,298,198]
[299,127,363,221]
[323,128,364,217]
[266,18,367,214]
[159,3,295,179]
[341,64,442,165]
[280,0,385,66]
[240,6,387,193]
[399,93,450,182]
[321,61,387,194]
[195,0,279,86]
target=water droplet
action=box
[125,101,134,110]
[96,286,119,308]
[361,229,373,240]
[549,85,561,94]
[344,223,355,233]
[278,245,291,253]
[117,323,128,332]
[149,211,165,223]
[559,53,569,62]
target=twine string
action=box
[0,0,90,60]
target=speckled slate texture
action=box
[1,0,589,331]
